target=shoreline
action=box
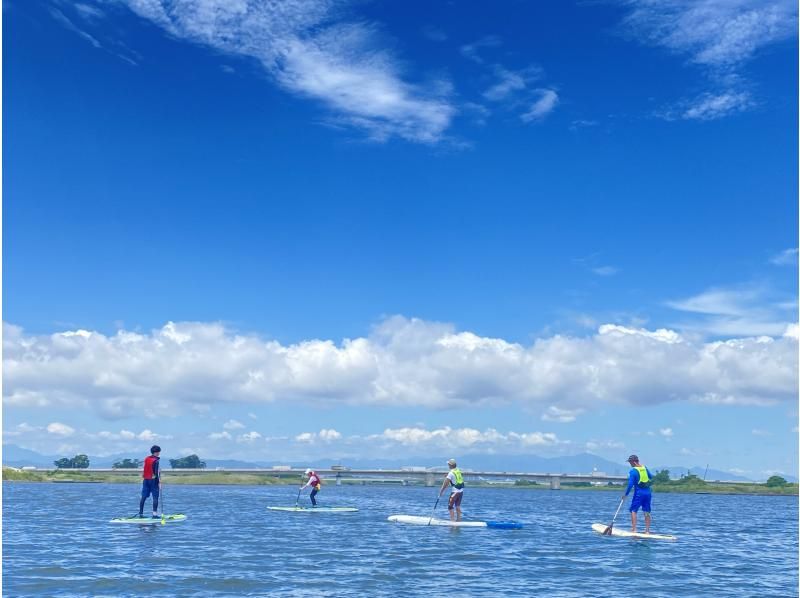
[3,468,797,496]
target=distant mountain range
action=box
[4,443,788,482]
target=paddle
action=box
[602,497,625,535]
[295,487,302,508]
[427,496,440,526]
[160,471,166,525]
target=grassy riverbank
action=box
[2,468,293,485]
[517,479,799,496]
[3,467,797,495]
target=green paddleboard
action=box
[110,514,187,524]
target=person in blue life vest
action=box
[439,459,465,521]
[622,454,654,534]
[138,445,161,518]
[300,469,322,507]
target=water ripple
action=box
[3,483,797,596]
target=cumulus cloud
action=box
[541,406,583,423]
[619,0,796,120]
[223,419,245,430]
[114,0,454,143]
[294,429,343,443]
[369,426,565,449]
[3,316,797,417]
[237,431,262,444]
[209,431,232,441]
[46,422,76,437]
[659,427,674,437]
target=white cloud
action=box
[620,0,796,120]
[137,429,158,441]
[294,429,343,443]
[46,422,75,437]
[4,422,42,437]
[751,428,771,436]
[667,286,796,337]
[370,426,565,449]
[541,406,583,423]
[49,7,101,49]
[118,0,454,143]
[209,431,232,441]
[679,91,753,120]
[659,427,674,437]
[75,3,105,21]
[237,431,262,444]
[592,266,618,276]
[521,89,559,122]
[585,439,625,452]
[3,316,796,416]
[223,419,245,430]
[318,428,342,441]
[460,36,503,64]
[483,67,529,101]
[621,0,796,68]
[770,248,799,266]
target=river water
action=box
[3,483,798,597]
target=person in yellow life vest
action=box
[622,454,654,534]
[439,459,465,521]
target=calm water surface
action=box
[4,483,798,597]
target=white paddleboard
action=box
[388,515,522,529]
[110,514,187,524]
[267,506,358,513]
[591,523,677,541]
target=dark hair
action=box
[150,445,161,454]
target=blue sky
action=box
[3,0,798,479]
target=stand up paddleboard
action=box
[388,515,522,529]
[591,523,676,541]
[110,514,187,524]
[267,506,358,513]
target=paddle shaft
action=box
[160,471,166,524]
[427,496,440,526]
[604,497,625,534]
[295,487,302,507]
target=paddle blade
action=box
[602,524,613,535]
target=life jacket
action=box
[309,472,322,490]
[450,468,465,490]
[142,455,159,480]
[634,465,651,489]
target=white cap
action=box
[447,459,457,467]
[304,468,312,474]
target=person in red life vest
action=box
[138,445,161,518]
[300,469,322,507]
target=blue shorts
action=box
[141,479,160,499]
[629,492,651,513]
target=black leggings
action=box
[310,487,319,506]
